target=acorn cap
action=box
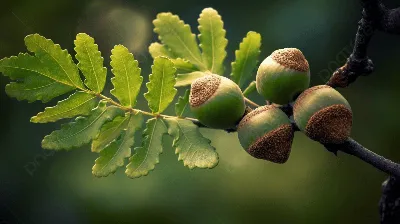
[293,85,352,144]
[271,48,309,72]
[189,74,245,129]
[189,74,220,107]
[238,105,294,163]
[256,48,310,104]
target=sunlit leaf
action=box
[165,118,218,169]
[31,91,97,123]
[42,101,124,150]
[110,45,143,108]
[198,8,227,75]
[144,57,177,114]
[25,34,85,89]
[93,112,143,177]
[175,71,207,87]
[148,42,197,73]
[91,114,130,153]
[126,117,167,178]
[153,13,205,69]
[175,89,190,117]
[74,33,107,93]
[0,53,75,102]
[231,31,261,88]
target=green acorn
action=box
[189,74,245,129]
[237,105,294,163]
[256,48,310,104]
[293,85,352,144]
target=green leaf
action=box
[153,13,205,69]
[74,33,107,93]
[0,53,75,102]
[24,34,85,89]
[91,114,130,153]
[231,31,261,88]
[148,42,197,73]
[175,71,207,87]
[126,117,167,178]
[165,118,218,169]
[42,101,124,150]
[144,57,177,114]
[31,91,97,123]
[93,112,143,177]
[175,89,190,117]
[243,81,257,97]
[198,8,227,75]
[110,45,143,108]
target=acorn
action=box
[256,48,310,104]
[293,85,352,144]
[237,105,294,163]
[189,74,245,129]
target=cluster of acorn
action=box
[189,48,353,163]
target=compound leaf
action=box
[175,71,207,87]
[74,33,107,93]
[165,118,218,169]
[42,101,124,150]
[126,117,167,178]
[153,13,205,69]
[175,89,190,117]
[93,112,143,177]
[24,34,84,89]
[0,53,75,102]
[91,114,130,153]
[148,42,197,73]
[231,31,261,88]
[198,8,227,75]
[31,91,97,123]
[110,45,143,108]
[144,57,177,114]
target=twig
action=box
[327,0,400,88]
[324,139,400,177]
[281,104,400,178]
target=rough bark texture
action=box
[327,0,400,88]
[380,176,400,224]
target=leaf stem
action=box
[244,97,260,108]
[91,91,200,123]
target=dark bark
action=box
[324,139,400,177]
[327,0,400,88]
[380,176,400,224]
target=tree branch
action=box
[327,0,400,88]
[380,176,400,224]
[324,139,400,177]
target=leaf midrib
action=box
[33,35,82,89]
[163,19,204,68]
[133,119,160,173]
[36,95,96,120]
[82,40,101,92]
[53,108,108,143]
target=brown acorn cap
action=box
[247,124,294,163]
[189,75,221,107]
[305,104,352,144]
[271,48,309,72]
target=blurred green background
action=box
[1,0,400,223]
